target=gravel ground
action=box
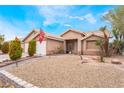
[7,54,124,88]
[0,80,3,86]
[0,79,15,87]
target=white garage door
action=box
[25,43,29,53]
[36,41,46,56]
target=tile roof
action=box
[33,29,64,41]
[60,28,86,36]
[23,28,112,42]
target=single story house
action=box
[22,29,110,55]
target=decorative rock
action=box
[0,70,8,74]
[24,83,34,88]
[0,70,39,88]
[11,76,19,81]
[111,59,122,64]
[32,86,39,88]
[0,59,3,63]
[15,78,23,83]
[122,51,124,56]
[92,56,100,60]
[81,58,89,64]
[18,81,28,86]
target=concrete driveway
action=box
[0,53,28,62]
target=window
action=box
[86,40,99,50]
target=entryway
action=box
[66,39,77,54]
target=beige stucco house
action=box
[22,29,110,55]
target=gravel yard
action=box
[0,80,3,86]
[0,79,15,88]
[7,54,124,88]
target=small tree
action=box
[9,38,22,60]
[96,39,104,62]
[28,40,36,56]
[1,42,9,53]
[99,26,109,57]
[96,26,110,62]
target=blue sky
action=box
[0,5,116,40]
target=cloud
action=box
[64,24,72,27]
[101,11,109,16]
[37,6,71,26]
[68,15,84,20]
[37,6,97,26]
[68,13,96,24]
[84,13,96,24]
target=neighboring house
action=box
[22,29,110,55]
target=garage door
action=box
[24,43,29,53]
[36,41,46,56]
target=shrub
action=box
[28,40,36,56]
[9,38,22,60]
[1,42,9,53]
[57,46,64,54]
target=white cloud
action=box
[68,13,96,24]
[84,13,96,24]
[37,6,97,26]
[64,24,72,27]
[101,11,109,16]
[68,16,84,20]
[37,6,71,26]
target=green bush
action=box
[28,40,36,56]
[1,42,9,53]
[9,38,22,60]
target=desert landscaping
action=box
[6,54,124,88]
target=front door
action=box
[67,42,74,53]
[68,43,73,53]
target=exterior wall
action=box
[82,35,103,55]
[78,39,81,54]
[24,31,39,43]
[46,38,64,55]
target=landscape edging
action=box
[0,70,39,88]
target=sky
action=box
[0,5,116,41]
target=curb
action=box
[0,70,39,88]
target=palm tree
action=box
[112,28,124,55]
